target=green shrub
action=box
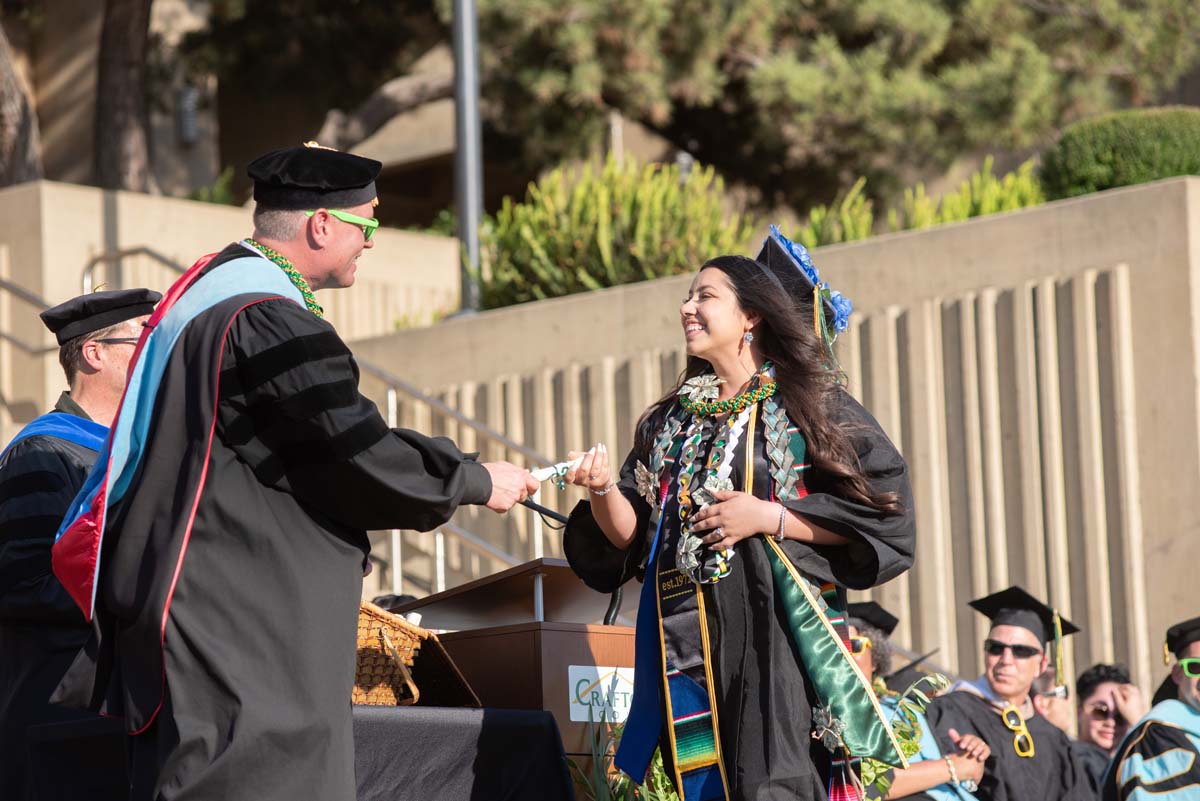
[479,158,757,309]
[188,166,238,205]
[1039,106,1200,199]
[794,177,874,249]
[887,157,1044,231]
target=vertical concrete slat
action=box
[504,376,531,557]
[976,289,1009,587]
[957,294,990,660]
[1071,271,1114,664]
[902,299,956,665]
[1108,264,1152,688]
[1012,283,1047,593]
[863,308,911,644]
[1035,279,1072,645]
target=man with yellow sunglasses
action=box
[917,586,1092,800]
[1103,616,1200,801]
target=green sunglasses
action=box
[305,208,379,241]
[1181,657,1200,678]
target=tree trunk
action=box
[315,68,454,150]
[0,20,43,187]
[94,0,159,193]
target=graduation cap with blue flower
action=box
[755,225,853,354]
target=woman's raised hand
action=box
[689,490,780,550]
[565,444,615,495]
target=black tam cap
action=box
[848,601,899,637]
[40,288,161,345]
[969,585,1080,645]
[247,142,382,211]
[1164,616,1200,664]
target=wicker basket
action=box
[354,601,427,706]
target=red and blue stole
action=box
[51,247,305,619]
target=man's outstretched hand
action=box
[482,462,540,513]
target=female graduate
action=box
[562,227,916,801]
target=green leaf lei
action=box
[860,673,952,797]
[243,238,324,318]
[678,373,778,416]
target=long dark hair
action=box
[634,255,902,516]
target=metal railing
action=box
[81,246,190,293]
[73,246,547,597]
[0,278,57,354]
[367,359,556,595]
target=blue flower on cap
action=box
[827,288,853,334]
[769,224,820,287]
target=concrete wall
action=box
[354,177,1200,693]
[0,180,459,440]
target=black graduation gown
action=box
[52,244,494,801]
[1101,713,1200,800]
[0,395,107,800]
[1070,739,1109,798]
[918,691,1091,801]
[565,390,915,801]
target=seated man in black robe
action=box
[1103,617,1200,800]
[50,144,540,801]
[0,288,159,800]
[916,586,1091,800]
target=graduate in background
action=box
[1070,664,1144,796]
[919,586,1091,801]
[845,601,987,801]
[1103,617,1200,800]
[49,144,539,801]
[0,288,159,800]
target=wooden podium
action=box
[393,558,637,756]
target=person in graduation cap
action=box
[846,602,989,801]
[0,288,159,800]
[563,226,916,801]
[918,586,1091,801]
[48,143,539,801]
[1102,617,1200,800]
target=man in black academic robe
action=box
[1103,617,1200,800]
[51,145,538,801]
[913,586,1092,801]
[0,289,159,800]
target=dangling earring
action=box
[743,331,754,345]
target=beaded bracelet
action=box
[772,504,787,542]
[943,755,959,786]
[590,483,617,496]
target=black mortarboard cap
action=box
[968,585,1080,645]
[40,288,161,345]
[1164,616,1200,663]
[848,601,899,637]
[754,226,839,323]
[883,649,940,694]
[247,142,382,211]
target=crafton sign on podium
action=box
[391,557,637,756]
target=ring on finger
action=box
[713,527,723,539]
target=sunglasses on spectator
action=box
[1180,657,1200,678]
[1084,702,1127,727]
[849,636,873,655]
[984,639,1042,659]
[305,208,379,241]
[1001,705,1036,758]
